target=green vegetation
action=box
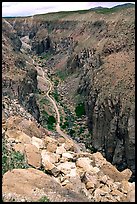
[47,115,56,125]
[41,52,52,61]
[94,3,134,14]
[55,70,68,81]
[2,138,29,175]
[34,3,134,21]
[75,102,86,118]
[38,196,50,202]
[51,89,60,102]
[40,110,56,131]
[39,97,49,105]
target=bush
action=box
[75,103,86,118]
[47,116,56,125]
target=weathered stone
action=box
[56,144,66,155]
[62,152,73,160]
[24,144,41,168]
[101,163,132,182]
[43,160,60,177]
[99,175,108,184]
[2,168,90,202]
[57,162,76,175]
[92,152,107,168]
[85,181,95,190]
[41,150,60,165]
[5,130,31,144]
[76,157,98,173]
[31,136,45,150]
[94,188,108,202]
[44,136,58,146]
[81,172,98,187]
[126,182,135,202]
[13,143,25,154]
[46,142,57,153]
[57,137,66,144]
[64,140,75,151]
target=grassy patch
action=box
[2,138,29,175]
[55,70,68,81]
[39,97,49,105]
[41,52,52,60]
[51,89,60,102]
[38,196,50,202]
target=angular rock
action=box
[43,160,60,177]
[56,144,66,155]
[46,142,57,153]
[101,163,132,182]
[62,152,74,160]
[31,136,45,150]
[13,143,25,154]
[24,144,42,168]
[76,157,98,173]
[126,182,135,202]
[5,130,31,144]
[41,150,60,166]
[57,162,76,175]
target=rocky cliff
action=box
[2,18,40,121]
[2,4,135,201]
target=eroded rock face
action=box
[18,69,40,121]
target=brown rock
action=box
[126,182,135,202]
[13,143,25,154]
[85,181,95,190]
[2,168,90,202]
[101,163,132,182]
[44,136,58,146]
[57,162,76,175]
[43,161,60,177]
[24,144,42,168]
[46,143,57,153]
[64,140,75,151]
[57,137,66,144]
[6,130,31,144]
[92,152,107,168]
[31,136,45,150]
[41,150,60,166]
[56,145,66,155]
[76,157,98,173]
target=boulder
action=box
[76,157,98,173]
[13,143,25,154]
[101,163,132,182]
[2,168,90,202]
[57,161,76,175]
[5,130,31,144]
[46,142,57,153]
[56,144,66,155]
[24,144,42,168]
[31,136,45,150]
[41,150,60,166]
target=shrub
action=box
[75,103,86,118]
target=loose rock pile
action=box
[2,115,135,202]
